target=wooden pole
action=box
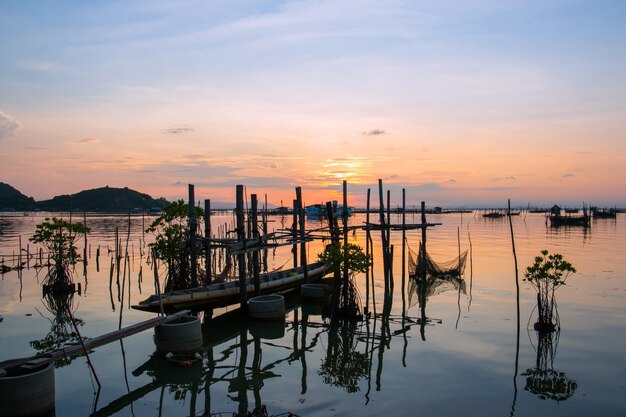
[292,199,298,270]
[342,180,349,304]
[377,179,389,288]
[387,189,393,291]
[401,188,406,309]
[188,184,198,287]
[204,199,212,285]
[251,194,260,295]
[365,188,371,315]
[296,187,308,282]
[236,185,248,314]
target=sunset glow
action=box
[1,1,625,207]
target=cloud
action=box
[161,124,195,134]
[562,173,574,178]
[65,137,101,146]
[505,176,516,181]
[0,111,21,140]
[363,129,385,136]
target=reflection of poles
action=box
[252,335,262,410]
[237,329,249,416]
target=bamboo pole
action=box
[251,194,260,295]
[365,188,371,315]
[236,185,248,314]
[188,184,198,287]
[296,187,308,283]
[204,199,212,285]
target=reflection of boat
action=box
[132,262,328,313]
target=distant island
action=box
[0,183,167,212]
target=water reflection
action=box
[30,292,84,368]
[522,326,577,402]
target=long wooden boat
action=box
[132,262,328,313]
[548,214,589,227]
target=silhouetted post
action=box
[188,184,198,287]
[386,190,393,292]
[377,179,390,288]
[296,187,308,282]
[236,185,248,314]
[292,199,298,270]
[251,194,260,295]
[342,180,349,304]
[365,188,371,315]
[204,199,212,285]
[401,189,406,309]
[420,201,427,272]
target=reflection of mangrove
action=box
[30,292,84,368]
[319,321,369,393]
[522,328,577,401]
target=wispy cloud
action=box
[161,125,194,134]
[65,137,101,146]
[563,173,574,178]
[363,129,385,136]
[0,111,21,140]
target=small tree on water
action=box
[146,199,204,291]
[318,242,371,321]
[30,217,90,294]
[524,250,576,332]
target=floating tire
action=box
[0,363,55,417]
[154,315,203,354]
[248,295,285,321]
[300,283,328,299]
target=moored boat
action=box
[132,262,328,313]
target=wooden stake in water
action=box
[188,184,198,287]
[236,185,248,314]
[251,194,260,295]
[296,187,308,283]
[204,199,212,285]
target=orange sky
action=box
[1,1,625,207]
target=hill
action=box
[0,182,37,210]
[36,186,168,212]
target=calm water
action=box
[1,211,625,416]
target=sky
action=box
[1,0,625,208]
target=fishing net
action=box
[408,242,467,277]
[407,242,468,308]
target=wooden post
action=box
[204,199,212,285]
[296,187,308,282]
[377,179,389,290]
[251,194,260,295]
[387,189,393,291]
[188,184,198,287]
[341,180,349,306]
[401,188,406,309]
[292,199,298,270]
[236,185,248,314]
[420,201,427,275]
[365,188,371,315]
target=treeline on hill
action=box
[0,182,167,212]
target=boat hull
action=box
[132,263,328,313]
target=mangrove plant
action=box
[30,217,90,294]
[524,250,576,332]
[318,242,371,321]
[146,199,204,291]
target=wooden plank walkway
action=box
[0,310,191,375]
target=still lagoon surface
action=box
[1,210,625,416]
